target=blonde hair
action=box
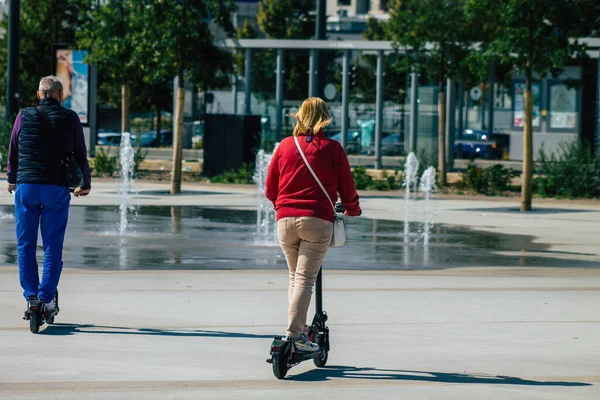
[290,97,332,136]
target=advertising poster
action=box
[549,84,577,129]
[55,49,89,124]
[513,82,540,128]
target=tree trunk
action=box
[170,78,185,195]
[438,89,447,186]
[121,83,130,133]
[521,80,533,211]
[171,1,186,195]
[521,23,534,212]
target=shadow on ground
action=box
[41,323,273,339]
[289,365,592,387]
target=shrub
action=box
[352,167,401,191]
[352,166,372,190]
[460,162,489,193]
[416,148,437,178]
[209,163,254,184]
[460,162,517,195]
[487,164,518,193]
[534,141,600,199]
[94,147,118,177]
[133,146,149,175]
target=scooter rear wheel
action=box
[272,352,288,379]
[313,350,328,367]
[29,312,40,334]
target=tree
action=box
[387,0,472,186]
[0,0,93,111]
[78,0,140,133]
[355,18,408,104]
[465,0,596,211]
[244,0,315,101]
[131,0,236,194]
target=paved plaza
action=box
[0,180,599,399]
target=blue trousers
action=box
[15,184,70,302]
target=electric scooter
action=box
[267,267,329,379]
[23,290,59,334]
[267,203,346,378]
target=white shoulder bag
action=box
[294,136,346,247]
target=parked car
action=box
[363,133,404,156]
[381,133,403,156]
[454,129,508,160]
[137,130,173,147]
[329,131,360,154]
[97,132,124,146]
[97,132,138,146]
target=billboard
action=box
[513,82,540,128]
[55,49,89,125]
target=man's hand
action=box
[7,184,16,194]
[73,187,90,197]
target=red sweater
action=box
[265,133,361,222]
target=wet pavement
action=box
[0,205,596,270]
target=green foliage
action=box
[0,0,94,112]
[93,147,118,177]
[352,166,401,191]
[416,148,437,178]
[78,0,234,120]
[130,0,236,90]
[487,164,518,193]
[235,0,317,101]
[352,166,373,190]
[257,0,315,38]
[387,0,473,85]
[460,162,489,193]
[460,162,518,195]
[0,120,12,170]
[534,142,600,199]
[370,169,402,191]
[465,0,595,80]
[133,146,149,175]
[209,164,255,184]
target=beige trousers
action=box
[277,217,333,338]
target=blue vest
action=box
[17,98,77,187]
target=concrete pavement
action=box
[0,267,599,399]
[0,179,598,398]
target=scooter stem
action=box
[315,267,323,315]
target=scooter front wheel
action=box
[313,350,328,367]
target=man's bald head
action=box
[37,76,64,103]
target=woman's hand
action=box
[344,208,362,217]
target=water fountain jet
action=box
[118,132,136,236]
[419,167,436,246]
[254,144,279,244]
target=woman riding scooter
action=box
[266,97,361,352]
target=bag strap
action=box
[36,105,67,160]
[294,135,335,212]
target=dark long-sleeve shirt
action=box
[7,110,92,189]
